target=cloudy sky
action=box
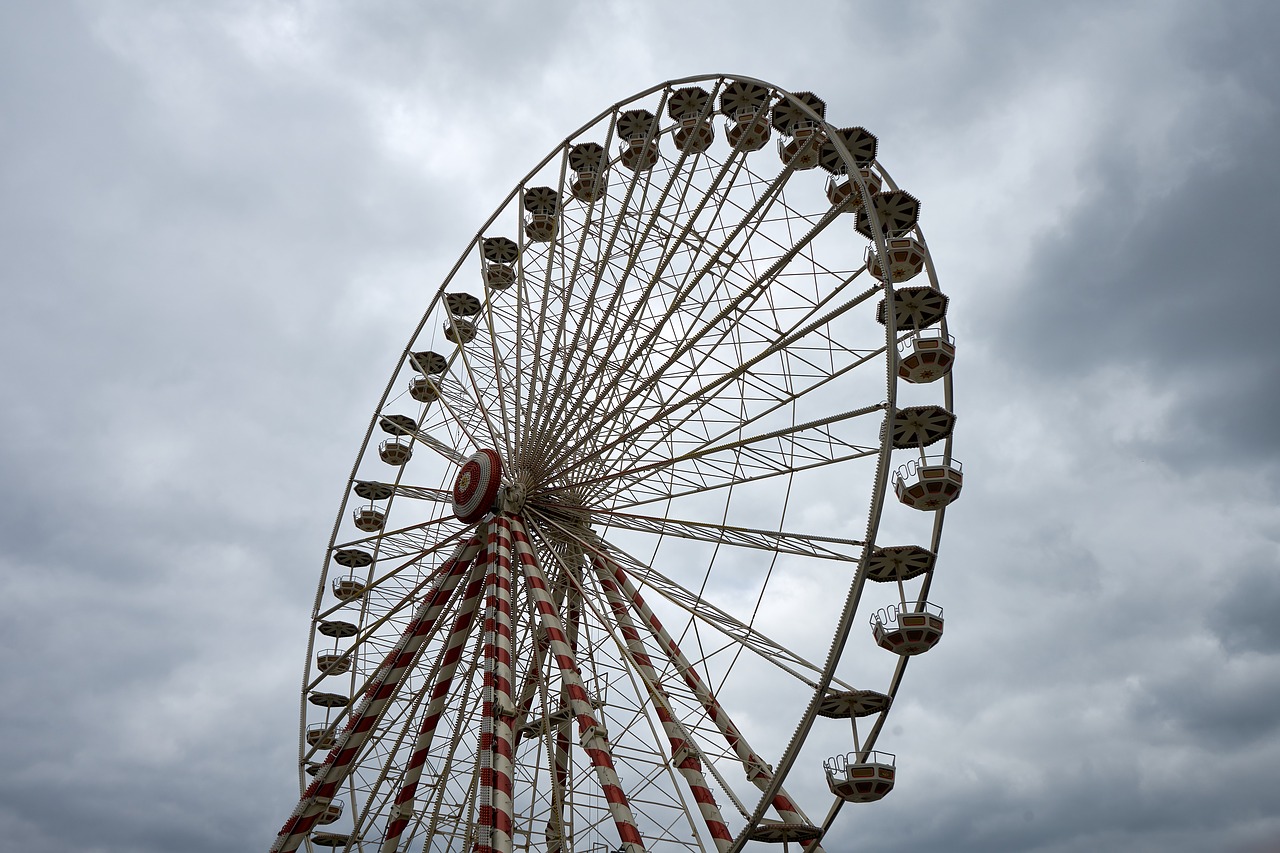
[2,1,1279,851]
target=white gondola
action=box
[778,132,823,170]
[378,438,412,466]
[352,506,385,532]
[618,109,660,171]
[306,723,336,750]
[669,85,715,153]
[316,647,351,676]
[316,800,345,825]
[898,328,956,384]
[409,376,439,404]
[443,318,477,345]
[824,750,896,803]
[894,455,963,509]
[331,575,366,601]
[481,236,518,289]
[867,235,929,282]
[826,167,881,209]
[870,601,944,655]
[719,78,772,151]
[569,142,609,202]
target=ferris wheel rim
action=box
[285,74,956,853]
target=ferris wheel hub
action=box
[452,448,503,523]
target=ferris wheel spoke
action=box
[544,197,848,483]
[505,513,651,853]
[579,153,789,414]
[376,560,489,853]
[396,415,467,466]
[470,282,524,463]
[528,88,740,449]
[331,512,460,554]
[558,189,808,473]
[571,279,883,484]
[423,365,504,458]
[274,534,485,853]
[558,406,883,511]
[525,113,707,460]
[583,543,736,851]
[580,546,822,835]
[313,526,473,624]
[533,149,795,473]
[524,201,606,466]
[580,248,866,481]
[516,116,667,459]
[436,308,506,456]
[532,513,846,694]
[594,443,881,512]
[589,509,864,564]
[520,163,579,462]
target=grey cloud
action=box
[3,2,1280,852]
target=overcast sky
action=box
[2,1,1278,852]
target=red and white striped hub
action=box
[452,449,502,523]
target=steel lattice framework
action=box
[273,74,960,853]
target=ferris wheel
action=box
[272,75,961,853]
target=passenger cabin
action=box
[481,236,518,290]
[719,79,772,152]
[316,648,351,675]
[870,601,944,655]
[669,86,714,153]
[316,800,345,825]
[523,186,560,242]
[772,91,825,169]
[617,109,660,171]
[352,506,385,532]
[867,236,928,283]
[443,318,476,345]
[894,456,963,509]
[568,142,608,202]
[331,575,366,601]
[408,376,439,404]
[898,329,956,384]
[824,750,896,803]
[826,167,880,210]
[306,723,336,750]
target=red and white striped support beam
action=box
[594,561,735,852]
[477,521,518,853]
[505,573,574,853]
[507,515,648,853]
[592,553,823,848]
[548,582,582,853]
[270,534,484,853]
[379,556,489,853]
